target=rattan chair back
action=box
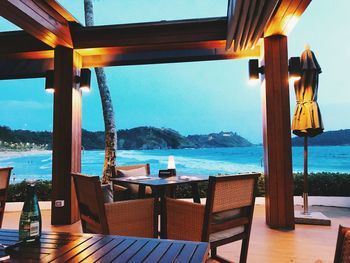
[0,167,12,228]
[111,163,150,178]
[204,173,259,262]
[111,163,151,200]
[72,173,109,234]
[211,175,255,213]
[165,173,259,263]
[334,225,350,263]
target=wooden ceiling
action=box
[226,0,311,51]
[0,0,311,80]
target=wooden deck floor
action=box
[3,204,349,262]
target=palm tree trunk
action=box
[84,0,117,184]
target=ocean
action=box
[1,146,350,183]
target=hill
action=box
[117,127,196,150]
[188,131,252,148]
[0,125,252,150]
[292,129,350,146]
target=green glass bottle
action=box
[18,182,42,242]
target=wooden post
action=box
[51,46,82,225]
[261,35,295,229]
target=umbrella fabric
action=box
[292,49,323,137]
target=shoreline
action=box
[0,149,51,161]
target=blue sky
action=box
[0,0,349,143]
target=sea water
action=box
[1,146,350,183]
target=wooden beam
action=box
[0,45,259,79]
[72,17,227,50]
[1,17,228,61]
[250,0,279,47]
[239,0,257,49]
[82,46,260,68]
[243,0,265,49]
[226,0,243,50]
[45,0,79,23]
[0,0,73,48]
[0,58,53,79]
[233,0,250,51]
[265,0,312,37]
[226,0,279,51]
[0,31,52,56]
[51,46,81,225]
[262,35,294,229]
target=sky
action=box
[0,0,349,144]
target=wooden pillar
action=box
[261,35,294,229]
[51,46,82,225]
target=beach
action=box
[0,149,51,161]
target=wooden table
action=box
[0,229,209,262]
[111,175,208,237]
[111,175,208,203]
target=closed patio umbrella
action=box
[292,46,323,215]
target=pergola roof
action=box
[0,0,310,80]
[0,0,312,229]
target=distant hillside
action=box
[292,129,350,146]
[0,125,252,150]
[118,127,195,150]
[0,126,51,145]
[188,131,252,148]
[84,127,252,149]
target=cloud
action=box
[0,100,52,110]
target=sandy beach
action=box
[0,149,51,162]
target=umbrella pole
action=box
[303,136,309,214]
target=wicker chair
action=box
[111,164,152,200]
[0,167,12,228]
[72,172,157,238]
[165,173,259,263]
[334,225,350,263]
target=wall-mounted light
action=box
[45,69,91,93]
[76,69,91,92]
[248,57,302,85]
[288,57,301,81]
[248,59,264,85]
[45,70,54,93]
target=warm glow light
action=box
[289,76,301,82]
[167,156,176,169]
[45,70,54,93]
[248,59,263,86]
[78,69,91,92]
[284,15,300,35]
[80,86,90,93]
[248,79,260,86]
[45,88,55,93]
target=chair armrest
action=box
[104,198,156,238]
[113,184,128,192]
[166,198,205,241]
[112,184,130,201]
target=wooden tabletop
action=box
[0,229,209,262]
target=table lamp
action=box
[167,156,176,176]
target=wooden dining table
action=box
[0,229,209,262]
[111,175,209,238]
[111,175,208,203]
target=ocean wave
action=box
[39,165,51,170]
[41,157,52,162]
[104,151,262,174]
